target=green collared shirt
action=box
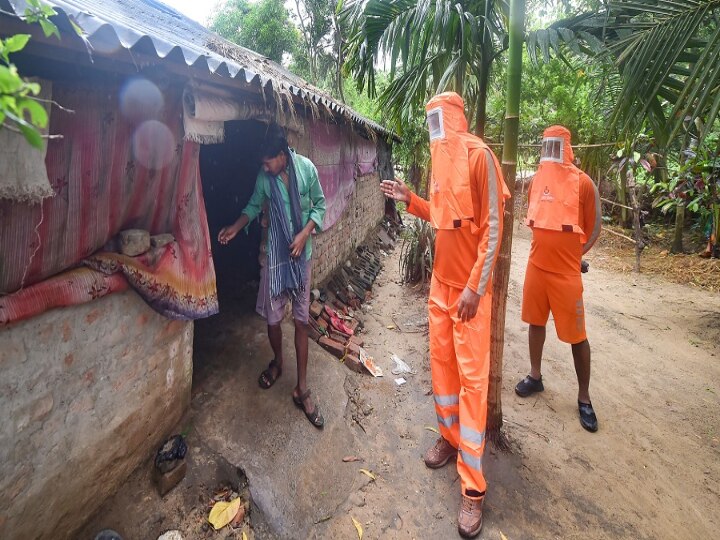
[241,150,326,259]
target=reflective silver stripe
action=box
[477,149,501,295]
[434,394,460,407]
[437,413,459,428]
[460,424,486,446]
[584,181,602,253]
[459,449,483,471]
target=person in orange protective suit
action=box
[381,92,510,538]
[514,125,602,432]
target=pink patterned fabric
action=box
[0,80,218,325]
[308,120,378,231]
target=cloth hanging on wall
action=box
[0,79,218,325]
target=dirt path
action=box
[311,227,720,540]
[81,227,719,540]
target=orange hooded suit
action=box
[407,92,510,495]
[522,125,601,343]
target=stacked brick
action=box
[307,244,385,372]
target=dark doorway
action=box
[200,120,268,304]
[194,120,269,387]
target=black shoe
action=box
[515,375,544,397]
[578,401,598,432]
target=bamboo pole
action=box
[488,0,525,449]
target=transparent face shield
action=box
[540,137,564,163]
[426,107,445,141]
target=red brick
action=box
[317,318,328,331]
[329,329,349,342]
[318,336,345,358]
[345,341,361,357]
[308,325,322,342]
[349,336,364,348]
[309,301,323,319]
[343,354,364,373]
[154,458,187,497]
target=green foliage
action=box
[0,0,64,148]
[648,131,720,222]
[526,0,720,147]
[341,0,507,130]
[399,217,435,284]
[210,0,301,64]
[288,0,333,81]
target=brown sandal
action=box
[258,359,281,389]
[292,389,324,428]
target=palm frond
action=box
[526,0,720,147]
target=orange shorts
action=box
[521,262,586,344]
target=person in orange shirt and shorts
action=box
[382,92,510,538]
[515,125,602,432]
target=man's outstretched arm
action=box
[380,179,430,222]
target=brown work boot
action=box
[457,493,484,538]
[424,437,457,469]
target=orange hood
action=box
[424,92,475,229]
[527,125,585,239]
[540,125,575,165]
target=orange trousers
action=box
[429,275,490,495]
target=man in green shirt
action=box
[219,124,326,428]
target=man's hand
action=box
[380,179,411,203]
[457,286,482,323]
[218,223,241,245]
[290,229,310,258]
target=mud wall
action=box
[311,171,385,285]
[0,290,193,540]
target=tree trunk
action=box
[332,10,346,103]
[488,0,525,449]
[671,136,692,254]
[475,64,489,139]
[671,201,685,254]
[618,165,630,227]
[628,168,643,272]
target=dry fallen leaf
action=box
[351,516,363,539]
[424,426,439,434]
[500,532,509,540]
[230,504,245,527]
[343,456,363,462]
[386,324,396,329]
[359,468,376,481]
[208,498,242,530]
[242,532,248,540]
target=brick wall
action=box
[311,172,385,285]
[0,290,193,540]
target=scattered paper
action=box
[359,347,383,377]
[394,377,407,386]
[359,468,376,481]
[386,324,396,329]
[351,516,364,539]
[208,498,242,530]
[390,354,415,375]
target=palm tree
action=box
[528,0,720,145]
[341,0,508,137]
[528,0,720,252]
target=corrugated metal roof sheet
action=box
[1,0,397,140]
